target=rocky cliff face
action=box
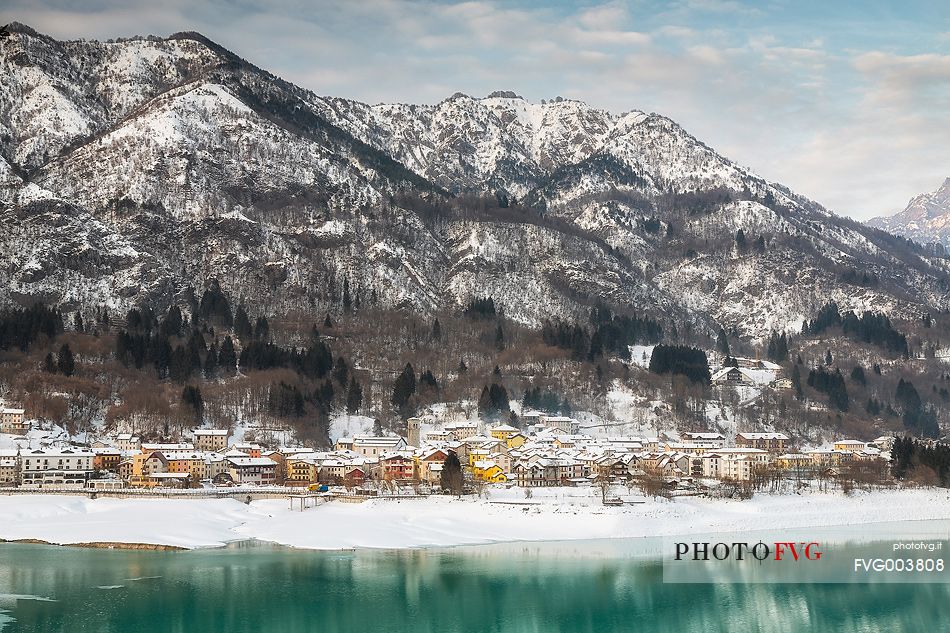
[868,178,950,248]
[2,23,949,339]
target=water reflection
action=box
[0,538,947,633]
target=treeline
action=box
[807,366,849,412]
[522,386,571,415]
[477,383,511,421]
[765,331,789,363]
[648,345,710,384]
[391,362,440,418]
[590,305,663,359]
[0,304,63,351]
[108,288,368,444]
[115,303,340,383]
[863,378,938,438]
[803,302,908,355]
[891,437,950,486]
[895,378,939,438]
[463,297,497,319]
[541,305,663,362]
[656,186,734,217]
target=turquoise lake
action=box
[1,528,949,633]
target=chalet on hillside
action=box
[712,367,753,385]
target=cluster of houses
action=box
[710,357,793,390]
[0,402,892,491]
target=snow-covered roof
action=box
[683,432,725,440]
[709,447,769,455]
[353,436,405,446]
[142,442,194,450]
[227,457,277,467]
[737,432,789,440]
[22,448,94,457]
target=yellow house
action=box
[92,449,122,472]
[775,453,812,469]
[833,440,865,452]
[489,424,520,442]
[505,433,527,449]
[285,458,318,485]
[472,460,507,483]
[468,448,490,468]
[806,449,844,465]
[554,436,576,449]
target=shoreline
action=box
[0,538,186,551]
[0,487,947,552]
[2,514,948,554]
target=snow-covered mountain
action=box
[868,178,950,248]
[2,23,950,339]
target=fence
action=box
[0,487,433,502]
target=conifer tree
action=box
[391,363,416,415]
[57,343,75,377]
[440,452,464,496]
[181,385,203,425]
[218,336,237,375]
[346,377,363,414]
[234,306,252,340]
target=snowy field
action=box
[0,488,948,550]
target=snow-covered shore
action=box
[0,488,947,550]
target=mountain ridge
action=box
[1,24,949,342]
[868,178,950,248]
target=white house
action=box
[540,415,578,434]
[348,435,408,457]
[115,433,141,451]
[194,429,229,452]
[227,457,277,485]
[19,448,94,488]
[681,432,726,448]
[444,423,479,441]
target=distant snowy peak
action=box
[868,178,950,246]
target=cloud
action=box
[776,51,950,219]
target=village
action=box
[0,398,894,497]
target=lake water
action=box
[1,524,949,632]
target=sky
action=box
[2,0,948,220]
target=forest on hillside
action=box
[0,287,948,447]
